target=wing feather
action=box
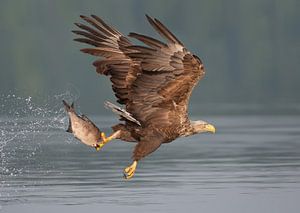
[128,32,167,49]
[126,15,205,130]
[74,15,205,132]
[145,15,183,45]
[73,15,139,105]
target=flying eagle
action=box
[72,15,216,179]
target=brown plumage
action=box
[73,15,215,179]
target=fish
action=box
[62,100,104,150]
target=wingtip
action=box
[71,30,80,35]
[145,14,157,27]
[91,14,100,20]
[73,38,82,42]
[128,32,137,37]
[145,14,153,22]
[80,48,88,53]
[79,48,96,55]
[104,100,111,109]
[74,22,82,28]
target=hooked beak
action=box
[204,124,216,134]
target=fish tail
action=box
[66,118,73,133]
[62,100,75,112]
[62,100,73,133]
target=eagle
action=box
[72,15,216,179]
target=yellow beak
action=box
[204,124,216,133]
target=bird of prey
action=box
[72,14,216,179]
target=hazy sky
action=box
[0,0,299,114]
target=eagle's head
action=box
[191,120,216,134]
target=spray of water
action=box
[0,90,79,199]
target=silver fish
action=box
[62,100,104,150]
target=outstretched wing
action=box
[73,15,139,105]
[126,15,205,128]
[73,15,205,131]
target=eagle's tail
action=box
[104,101,141,126]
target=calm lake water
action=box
[1,114,300,213]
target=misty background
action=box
[0,0,299,115]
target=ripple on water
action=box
[1,97,300,209]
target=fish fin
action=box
[62,100,71,112]
[81,114,101,131]
[66,118,73,133]
[81,114,89,121]
[71,102,75,109]
[81,114,92,123]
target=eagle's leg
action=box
[93,130,121,151]
[123,160,138,179]
[123,134,162,179]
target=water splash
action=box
[0,90,78,200]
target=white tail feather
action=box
[104,101,141,126]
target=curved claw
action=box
[92,132,110,151]
[101,132,107,142]
[93,143,104,151]
[93,131,121,152]
[123,161,137,179]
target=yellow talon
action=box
[93,132,115,151]
[93,142,104,151]
[101,132,114,144]
[123,161,138,179]
[101,132,107,142]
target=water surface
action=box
[1,114,300,213]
